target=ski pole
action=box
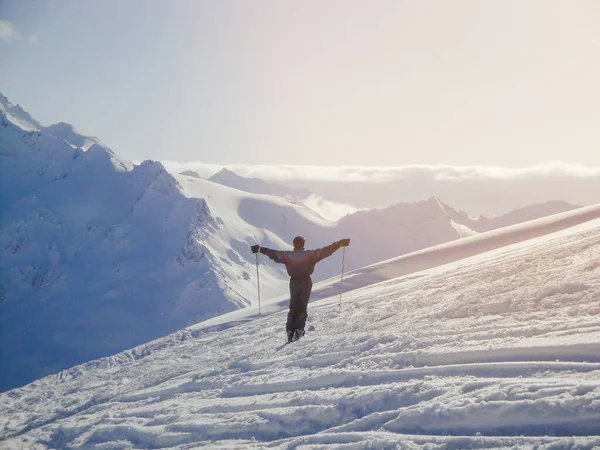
[255,251,262,314]
[339,247,346,306]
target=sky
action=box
[1,0,599,167]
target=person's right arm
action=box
[251,245,283,263]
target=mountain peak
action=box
[45,121,76,133]
[44,121,102,150]
[209,168,242,181]
[0,92,42,131]
[180,170,201,179]
[0,92,104,151]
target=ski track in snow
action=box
[2,222,600,449]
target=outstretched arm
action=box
[251,245,284,264]
[314,238,350,263]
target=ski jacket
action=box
[259,243,340,279]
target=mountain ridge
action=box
[0,93,103,150]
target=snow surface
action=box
[2,211,599,449]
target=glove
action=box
[337,238,350,248]
[251,245,260,254]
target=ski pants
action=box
[286,277,312,332]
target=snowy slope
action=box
[448,200,579,232]
[1,209,599,449]
[314,203,600,300]
[313,197,579,281]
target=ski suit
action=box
[259,243,341,333]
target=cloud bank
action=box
[157,160,600,216]
[160,161,600,183]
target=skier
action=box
[251,236,350,342]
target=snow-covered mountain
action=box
[179,169,201,178]
[2,206,599,448]
[208,167,359,221]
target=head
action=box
[293,236,305,250]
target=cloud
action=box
[158,160,600,215]
[28,34,38,44]
[0,20,21,42]
[159,160,600,183]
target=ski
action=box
[276,326,315,350]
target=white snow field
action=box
[1,209,599,449]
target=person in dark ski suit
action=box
[251,236,350,342]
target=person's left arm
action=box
[314,238,350,262]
